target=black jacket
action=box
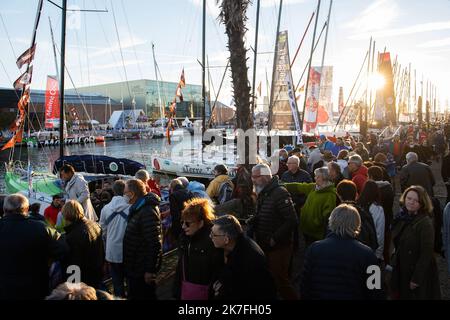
[123,193,162,278]
[281,169,312,208]
[0,214,68,299]
[301,233,384,300]
[400,161,435,197]
[211,234,276,300]
[173,224,223,299]
[442,153,450,183]
[169,185,194,240]
[63,218,104,288]
[250,176,298,251]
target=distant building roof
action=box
[0,87,120,108]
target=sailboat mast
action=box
[320,0,332,67]
[268,0,283,132]
[202,0,206,135]
[59,0,67,158]
[48,18,60,81]
[300,0,321,131]
[251,0,261,119]
[151,43,164,128]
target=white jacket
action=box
[99,196,130,263]
[65,173,97,221]
[369,203,385,260]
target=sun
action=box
[368,73,386,91]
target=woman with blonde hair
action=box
[173,198,223,300]
[390,185,441,299]
[61,200,104,288]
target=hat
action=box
[320,134,326,140]
[322,150,334,162]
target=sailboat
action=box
[3,1,146,210]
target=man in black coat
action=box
[400,152,435,197]
[248,164,298,300]
[210,215,276,300]
[168,179,194,242]
[442,151,450,204]
[281,155,312,209]
[301,204,384,300]
[0,194,68,299]
[123,179,162,300]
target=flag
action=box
[179,68,185,87]
[13,66,33,90]
[1,127,23,151]
[257,81,262,97]
[176,85,183,102]
[16,43,36,69]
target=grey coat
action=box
[65,173,97,221]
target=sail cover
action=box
[268,30,302,143]
[53,155,145,176]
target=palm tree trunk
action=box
[218,0,253,165]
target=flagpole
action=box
[251,0,261,121]
[58,0,67,158]
[300,0,321,132]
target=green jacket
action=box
[285,183,336,241]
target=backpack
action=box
[353,203,379,252]
[217,181,233,204]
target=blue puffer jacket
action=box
[301,233,385,300]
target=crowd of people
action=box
[0,120,449,300]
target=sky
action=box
[0,0,449,113]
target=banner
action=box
[374,52,396,125]
[268,30,302,135]
[317,66,333,124]
[303,67,321,132]
[44,75,60,128]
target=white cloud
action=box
[346,0,398,34]
[418,37,450,48]
[89,36,147,58]
[350,21,450,40]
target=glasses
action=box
[181,220,197,227]
[210,231,226,238]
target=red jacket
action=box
[44,205,59,226]
[351,165,368,194]
[147,179,161,197]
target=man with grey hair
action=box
[99,180,130,297]
[400,151,435,197]
[301,204,384,300]
[248,163,298,299]
[210,215,276,300]
[348,154,368,194]
[281,156,312,210]
[0,194,68,299]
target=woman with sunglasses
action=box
[172,198,223,300]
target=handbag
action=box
[180,255,209,300]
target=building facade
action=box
[70,79,204,120]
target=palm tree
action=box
[217,0,254,165]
